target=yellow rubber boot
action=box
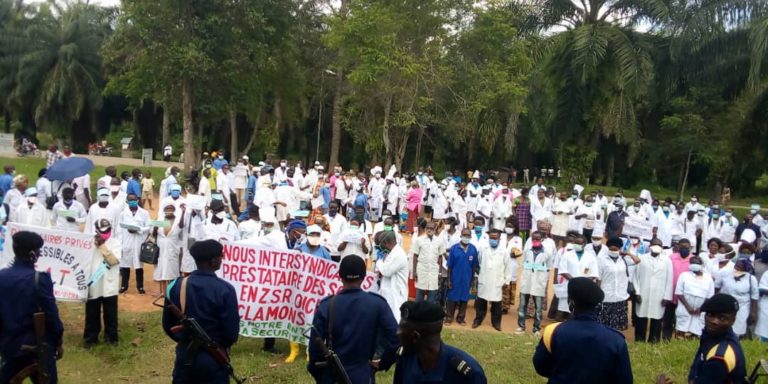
[284,342,300,363]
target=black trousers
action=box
[473,298,502,328]
[263,338,276,351]
[661,303,676,341]
[120,268,144,290]
[229,192,240,217]
[84,295,118,344]
[445,301,468,323]
[635,317,662,343]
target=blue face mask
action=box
[474,226,483,234]
[171,190,181,198]
[679,248,690,257]
[489,239,499,248]
[127,200,139,208]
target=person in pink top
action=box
[663,238,693,340]
[405,181,423,234]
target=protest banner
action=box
[0,223,95,301]
[218,242,376,345]
[622,216,654,240]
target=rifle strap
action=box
[180,276,189,315]
[327,294,337,350]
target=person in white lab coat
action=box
[337,218,371,260]
[515,232,552,335]
[652,202,675,247]
[411,222,445,303]
[472,230,512,331]
[52,188,87,232]
[73,173,91,210]
[157,184,186,218]
[158,167,179,202]
[530,189,552,233]
[556,235,599,318]
[491,188,513,230]
[153,204,184,294]
[4,175,29,212]
[374,230,409,322]
[324,201,348,261]
[633,240,673,343]
[85,188,123,234]
[597,237,639,331]
[85,219,122,346]
[196,200,240,243]
[368,169,385,221]
[674,256,715,337]
[237,208,262,242]
[198,168,213,205]
[719,208,739,243]
[755,269,768,341]
[10,187,50,227]
[717,259,759,338]
[118,193,150,294]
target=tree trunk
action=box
[382,94,393,169]
[182,79,195,171]
[606,152,615,186]
[242,110,261,156]
[229,108,238,158]
[329,69,344,169]
[679,147,693,201]
[271,98,282,154]
[3,110,11,133]
[415,125,424,168]
[162,106,170,149]
[329,0,348,168]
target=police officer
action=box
[658,293,747,384]
[533,277,632,384]
[394,300,487,384]
[0,231,64,383]
[308,255,398,383]
[162,240,240,384]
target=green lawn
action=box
[0,156,172,194]
[55,303,766,384]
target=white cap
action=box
[472,170,480,179]
[170,184,182,192]
[307,225,322,235]
[260,207,276,223]
[24,187,37,197]
[97,187,109,196]
[242,155,249,160]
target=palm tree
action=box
[531,0,665,184]
[1,1,111,142]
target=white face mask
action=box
[27,197,37,205]
[650,245,663,255]
[215,211,227,220]
[505,227,514,234]
[98,195,110,203]
[307,236,321,246]
[689,264,703,273]
[608,250,620,259]
[592,239,602,246]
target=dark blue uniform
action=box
[162,270,240,384]
[393,343,487,384]
[533,313,632,384]
[307,288,398,384]
[688,329,746,384]
[0,264,63,383]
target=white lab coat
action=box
[368,177,385,220]
[238,219,261,242]
[11,202,50,227]
[196,218,240,243]
[674,271,714,335]
[530,197,552,231]
[755,272,768,339]
[159,175,177,201]
[556,250,600,312]
[550,199,573,237]
[118,207,150,269]
[85,202,122,234]
[718,273,759,336]
[519,248,552,297]
[181,210,205,274]
[383,182,399,214]
[412,235,445,291]
[633,253,674,319]
[324,214,348,257]
[375,245,409,322]
[153,218,183,281]
[476,244,512,302]
[491,196,513,230]
[88,237,121,299]
[718,216,739,243]
[52,200,87,232]
[198,177,212,205]
[653,211,675,247]
[431,189,449,221]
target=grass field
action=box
[55,303,766,384]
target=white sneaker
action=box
[514,327,525,335]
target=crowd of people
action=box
[0,148,766,383]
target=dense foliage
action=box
[0,0,767,193]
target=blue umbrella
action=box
[45,157,95,181]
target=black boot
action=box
[136,268,145,295]
[119,268,130,294]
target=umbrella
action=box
[45,157,95,181]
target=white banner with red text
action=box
[0,223,95,301]
[217,242,376,345]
